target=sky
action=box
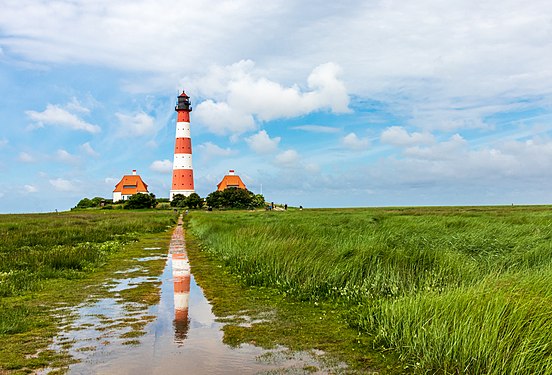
[1,0,552,213]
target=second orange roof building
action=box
[217,170,246,191]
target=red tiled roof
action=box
[113,175,149,195]
[217,174,246,191]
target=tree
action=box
[170,194,186,208]
[186,193,203,209]
[90,197,104,207]
[252,194,266,208]
[76,197,94,208]
[205,188,263,209]
[205,190,223,208]
[221,188,252,208]
[125,193,157,209]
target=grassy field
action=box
[0,210,175,372]
[187,206,552,374]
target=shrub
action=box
[124,193,157,209]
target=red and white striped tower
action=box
[170,91,194,200]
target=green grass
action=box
[187,206,552,373]
[0,210,174,297]
[0,210,175,373]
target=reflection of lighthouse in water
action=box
[170,219,190,344]
[172,253,190,343]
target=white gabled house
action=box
[113,170,149,202]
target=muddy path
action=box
[43,217,342,374]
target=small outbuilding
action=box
[217,170,246,191]
[113,170,149,202]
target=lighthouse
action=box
[170,91,195,200]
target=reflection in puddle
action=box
[135,255,166,262]
[170,225,190,344]
[48,218,344,374]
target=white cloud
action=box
[65,97,91,114]
[115,111,156,137]
[226,62,349,121]
[26,104,100,133]
[342,132,370,150]
[191,61,349,136]
[2,1,552,105]
[18,152,35,163]
[196,142,237,161]
[245,130,281,154]
[0,138,7,148]
[150,159,173,174]
[291,125,340,133]
[381,126,436,147]
[194,100,255,136]
[275,149,300,167]
[3,1,550,139]
[24,184,38,193]
[49,178,79,192]
[80,142,99,157]
[55,149,79,164]
[404,134,467,161]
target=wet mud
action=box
[45,217,341,374]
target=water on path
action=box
[47,219,341,374]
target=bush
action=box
[75,197,110,209]
[171,193,204,209]
[170,194,186,208]
[205,188,264,209]
[124,193,157,209]
[76,198,94,208]
[186,193,203,209]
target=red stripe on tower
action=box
[170,91,195,200]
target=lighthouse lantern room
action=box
[170,90,195,200]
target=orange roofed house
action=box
[217,170,246,191]
[113,170,149,202]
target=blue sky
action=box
[1,0,552,213]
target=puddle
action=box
[107,276,155,292]
[135,255,166,262]
[114,267,142,274]
[45,218,344,374]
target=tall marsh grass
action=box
[0,210,175,296]
[188,206,552,373]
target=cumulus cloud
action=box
[18,152,35,163]
[192,61,349,135]
[245,130,281,154]
[275,149,300,167]
[26,104,100,133]
[49,178,79,192]
[24,184,38,193]
[194,100,255,136]
[150,159,173,173]
[55,149,79,164]
[291,125,340,133]
[196,141,237,162]
[80,142,99,157]
[404,134,467,160]
[227,62,349,120]
[65,97,91,114]
[342,132,370,150]
[381,126,436,147]
[115,111,156,137]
